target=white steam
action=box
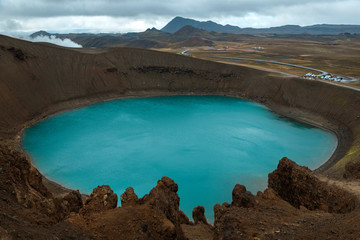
[22,35,82,48]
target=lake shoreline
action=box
[14,91,350,198]
[21,95,338,222]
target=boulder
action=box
[120,187,138,207]
[80,185,117,215]
[140,176,186,239]
[192,206,208,224]
[60,190,83,215]
[145,176,180,223]
[231,184,256,208]
[260,188,280,200]
[268,157,357,213]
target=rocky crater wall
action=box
[0,35,359,177]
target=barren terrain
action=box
[163,37,360,85]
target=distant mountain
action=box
[162,16,241,34]
[162,16,360,35]
[29,22,360,50]
[30,30,52,38]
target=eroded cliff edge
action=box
[1,35,360,239]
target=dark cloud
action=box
[0,0,339,18]
[0,0,359,33]
[3,19,23,31]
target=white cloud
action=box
[1,16,169,34]
[21,35,82,48]
[0,0,359,33]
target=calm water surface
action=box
[23,96,337,220]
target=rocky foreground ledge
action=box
[1,142,359,239]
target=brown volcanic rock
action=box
[80,185,118,216]
[192,206,208,225]
[344,160,360,179]
[120,186,139,207]
[139,176,186,239]
[213,203,247,240]
[179,210,191,224]
[213,198,288,240]
[268,157,358,213]
[212,159,360,239]
[0,143,63,223]
[60,190,83,215]
[72,204,182,240]
[231,184,256,208]
[143,176,180,223]
[70,177,187,240]
[0,143,93,238]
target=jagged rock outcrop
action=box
[0,144,63,223]
[120,186,139,207]
[179,210,191,224]
[139,176,186,239]
[72,176,187,240]
[268,157,358,213]
[0,143,94,238]
[212,184,257,239]
[231,184,256,208]
[60,190,83,215]
[258,187,280,200]
[212,158,360,239]
[80,185,118,216]
[192,206,208,225]
[143,176,181,223]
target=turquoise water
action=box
[23,96,337,221]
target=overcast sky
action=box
[1,0,360,34]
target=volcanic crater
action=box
[1,34,360,239]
